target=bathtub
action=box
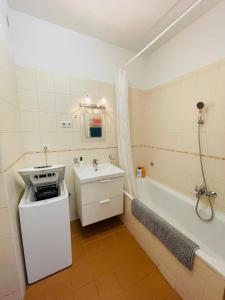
[122,177,225,300]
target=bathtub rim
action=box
[123,177,225,280]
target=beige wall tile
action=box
[0,99,21,133]
[16,67,36,90]
[1,290,22,300]
[0,174,7,209]
[40,131,58,151]
[0,238,20,298]
[56,132,73,150]
[36,70,54,92]
[38,92,55,112]
[0,133,23,170]
[55,94,72,113]
[21,111,39,132]
[18,89,38,112]
[39,112,57,131]
[70,76,86,95]
[23,132,41,152]
[0,208,11,239]
[54,73,70,94]
[202,269,225,300]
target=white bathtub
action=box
[125,177,225,279]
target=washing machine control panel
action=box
[31,172,58,186]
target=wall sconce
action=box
[72,94,107,119]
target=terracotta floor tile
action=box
[108,217,125,232]
[165,291,182,300]
[83,238,104,258]
[95,271,122,300]
[45,282,75,300]
[24,218,180,300]
[78,225,100,243]
[91,220,113,237]
[76,283,100,300]
[86,253,113,279]
[25,280,47,300]
[72,244,86,263]
[125,272,174,300]
[70,220,82,236]
[71,261,93,290]
[44,267,72,287]
[114,258,157,290]
[100,232,118,251]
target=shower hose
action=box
[195,122,214,221]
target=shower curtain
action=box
[115,69,138,197]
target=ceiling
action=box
[8,0,221,54]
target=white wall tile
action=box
[55,94,72,113]
[40,132,58,151]
[56,132,73,150]
[0,174,7,209]
[21,112,39,132]
[54,73,70,94]
[0,238,20,298]
[18,89,37,112]
[37,70,54,92]
[39,112,56,131]
[0,208,11,239]
[70,76,86,95]
[1,290,22,300]
[16,67,36,90]
[23,132,41,152]
[38,92,55,112]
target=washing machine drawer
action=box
[81,195,123,226]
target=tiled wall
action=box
[130,59,225,212]
[0,39,25,299]
[17,66,119,220]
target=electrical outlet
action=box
[61,121,72,128]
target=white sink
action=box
[74,163,124,183]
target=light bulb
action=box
[85,95,91,104]
[99,97,107,105]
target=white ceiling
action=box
[8,0,221,54]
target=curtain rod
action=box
[124,0,203,68]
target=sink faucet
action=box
[93,159,98,171]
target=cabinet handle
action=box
[99,199,111,204]
[99,179,111,183]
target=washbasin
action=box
[74,163,124,183]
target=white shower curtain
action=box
[115,69,138,197]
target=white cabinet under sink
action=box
[74,163,124,226]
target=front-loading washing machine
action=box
[18,165,72,284]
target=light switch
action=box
[61,121,72,128]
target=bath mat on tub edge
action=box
[131,198,199,270]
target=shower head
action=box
[197,101,204,110]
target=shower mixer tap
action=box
[194,185,217,199]
[194,185,206,197]
[206,191,217,198]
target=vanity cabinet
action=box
[74,163,124,226]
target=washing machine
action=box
[18,165,72,284]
